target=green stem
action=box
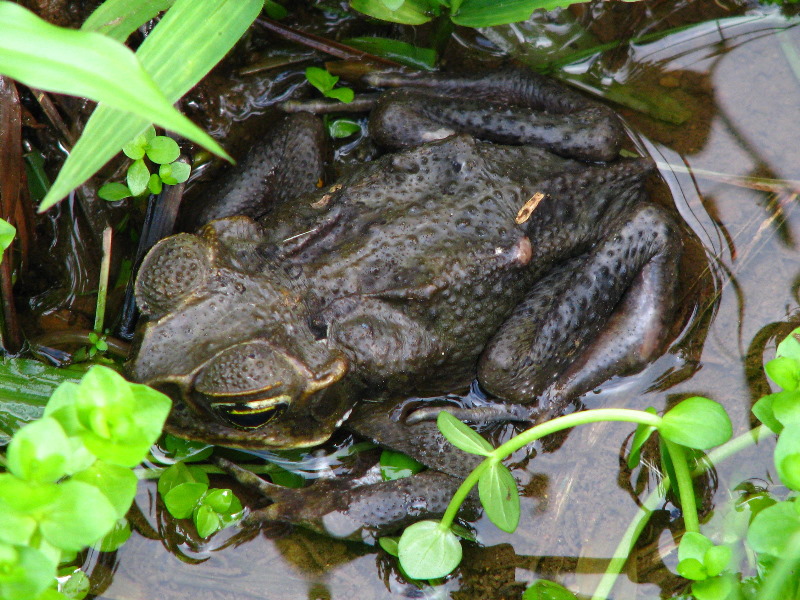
[438,408,663,530]
[592,424,773,599]
[664,440,699,533]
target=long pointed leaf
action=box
[82,0,175,42]
[39,0,262,211]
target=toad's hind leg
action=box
[478,203,681,418]
[182,113,327,229]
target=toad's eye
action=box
[135,234,210,319]
[209,401,288,429]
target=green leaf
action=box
[382,0,405,9]
[59,568,89,600]
[39,0,262,211]
[158,161,190,185]
[765,356,800,391]
[777,328,800,361]
[344,37,437,70]
[775,424,800,490]
[193,503,222,538]
[659,397,732,449]
[678,531,714,563]
[380,450,425,481]
[164,482,207,519]
[478,462,520,533]
[437,411,494,456]
[378,536,399,557]
[0,543,55,600]
[691,575,734,600]
[93,517,131,552]
[162,435,213,462]
[0,218,16,259]
[6,417,70,483]
[145,136,180,164]
[126,159,150,196]
[70,461,137,520]
[328,118,361,139]
[772,390,800,428]
[704,545,732,577]
[398,520,462,580]
[264,1,288,19]
[158,462,210,496]
[305,66,337,93]
[747,500,800,555]
[82,0,175,42]
[752,392,785,434]
[203,488,233,513]
[325,87,355,103]
[39,480,118,551]
[121,134,147,160]
[627,406,658,469]
[147,173,163,195]
[522,579,579,600]
[452,0,588,27]
[349,0,437,24]
[676,557,707,581]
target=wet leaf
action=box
[344,37,437,70]
[453,0,589,27]
[145,136,180,164]
[627,406,658,469]
[158,161,190,185]
[380,449,425,481]
[775,424,800,490]
[349,0,438,25]
[437,411,493,456]
[163,482,207,519]
[126,159,150,196]
[328,118,361,139]
[752,392,784,434]
[398,520,462,579]
[478,461,520,533]
[378,536,399,557]
[660,397,732,449]
[522,579,579,600]
[194,504,222,538]
[747,500,800,556]
[765,356,800,391]
[93,517,131,552]
[82,0,174,42]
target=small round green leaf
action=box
[7,417,71,483]
[328,118,361,138]
[305,66,336,93]
[159,161,190,185]
[325,87,354,103]
[676,557,707,581]
[777,329,800,361]
[70,461,137,520]
[775,424,800,490]
[39,480,118,551]
[703,544,732,577]
[765,356,800,391]
[772,390,800,428]
[478,462,520,533]
[522,579,579,600]
[380,449,425,481]
[752,392,784,434]
[93,517,131,552]
[158,462,210,497]
[0,543,55,600]
[194,504,222,538]
[264,1,288,19]
[398,520,462,580]
[678,531,714,563]
[60,568,90,600]
[437,411,493,456]
[203,488,233,513]
[147,173,162,195]
[660,397,732,449]
[121,135,146,160]
[747,500,800,555]
[163,482,208,519]
[163,435,213,463]
[0,218,16,256]
[691,574,734,600]
[126,159,150,196]
[378,536,399,557]
[145,136,180,164]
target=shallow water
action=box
[89,3,800,599]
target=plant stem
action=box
[664,440,699,533]
[438,408,663,530]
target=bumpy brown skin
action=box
[127,70,682,537]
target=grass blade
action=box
[39,0,262,211]
[82,0,175,42]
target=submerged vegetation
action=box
[1,0,800,599]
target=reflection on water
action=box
[95,3,800,599]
